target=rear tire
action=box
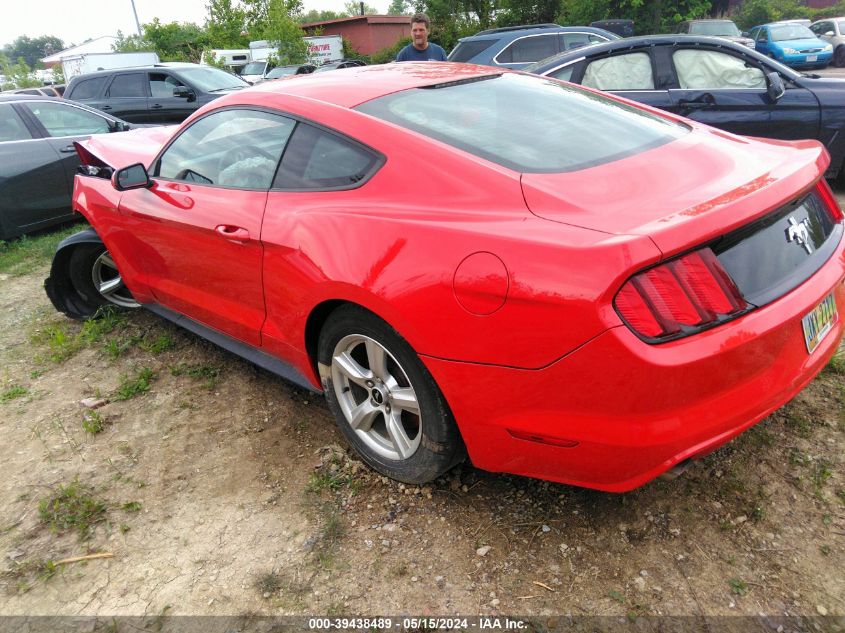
[319,305,464,484]
[68,243,139,318]
[835,46,845,68]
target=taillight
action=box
[614,248,750,342]
[815,178,843,223]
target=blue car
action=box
[447,24,619,70]
[749,22,832,68]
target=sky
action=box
[1,0,388,49]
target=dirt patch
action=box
[1,238,843,621]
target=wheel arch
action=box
[44,228,104,319]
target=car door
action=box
[100,72,149,122]
[147,71,195,123]
[569,50,672,110]
[18,100,114,189]
[666,46,820,140]
[754,26,772,56]
[115,107,296,345]
[0,102,69,239]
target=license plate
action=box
[807,55,818,61]
[802,292,838,354]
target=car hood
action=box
[521,125,829,256]
[80,125,175,170]
[773,38,828,49]
[719,35,755,46]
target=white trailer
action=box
[201,49,252,73]
[61,52,160,81]
[242,36,343,83]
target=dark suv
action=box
[64,64,249,124]
[448,24,619,69]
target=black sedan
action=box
[526,35,845,180]
[0,95,133,240]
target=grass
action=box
[811,459,833,498]
[1,384,28,402]
[255,572,282,596]
[121,501,142,512]
[140,333,175,354]
[823,351,845,376]
[306,470,358,494]
[169,362,220,389]
[728,577,748,596]
[30,322,84,363]
[82,410,105,434]
[0,224,80,277]
[38,480,108,539]
[113,367,154,401]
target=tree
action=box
[263,0,309,63]
[344,0,379,16]
[387,0,410,15]
[300,9,346,23]
[2,35,65,68]
[114,19,210,62]
[206,0,249,47]
[559,0,714,35]
[0,54,42,89]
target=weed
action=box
[121,501,142,512]
[784,410,813,438]
[38,560,58,581]
[140,333,175,354]
[38,480,108,539]
[728,578,748,596]
[29,368,45,379]
[0,225,79,276]
[80,307,125,344]
[307,470,356,494]
[82,410,105,434]
[823,513,833,525]
[608,589,626,604]
[120,523,131,534]
[255,572,282,595]
[1,384,28,402]
[837,489,845,506]
[114,367,154,401]
[820,544,831,556]
[811,459,833,498]
[170,363,220,389]
[30,322,83,363]
[788,447,806,466]
[823,351,845,376]
[104,335,140,359]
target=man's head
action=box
[411,13,431,50]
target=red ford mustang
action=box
[45,63,844,492]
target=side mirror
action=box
[173,86,196,102]
[113,163,151,191]
[741,31,750,37]
[766,72,785,102]
[109,120,131,132]
[825,30,835,37]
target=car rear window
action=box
[448,39,498,62]
[68,76,107,100]
[356,73,688,173]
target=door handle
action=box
[677,97,716,110]
[151,104,163,109]
[100,105,112,111]
[215,224,250,242]
[60,145,76,153]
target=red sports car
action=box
[45,63,844,492]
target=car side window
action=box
[549,65,576,82]
[23,102,111,137]
[156,108,294,189]
[274,123,380,190]
[756,28,769,43]
[0,104,33,142]
[561,33,592,51]
[582,52,654,90]
[497,34,559,64]
[69,77,107,100]
[107,73,146,98]
[673,49,766,90]
[149,73,186,98]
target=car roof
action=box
[460,24,618,42]
[526,34,802,78]
[247,62,503,109]
[67,64,204,83]
[0,93,66,103]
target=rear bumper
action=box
[423,248,845,492]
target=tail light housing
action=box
[614,248,750,342]
[815,178,844,223]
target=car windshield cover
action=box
[355,73,688,173]
[690,21,741,36]
[770,25,816,41]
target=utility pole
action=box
[130,0,143,36]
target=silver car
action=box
[810,17,845,66]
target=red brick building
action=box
[300,15,412,56]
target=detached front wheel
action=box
[319,306,464,484]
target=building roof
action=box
[42,36,119,63]
[301,14,411,29]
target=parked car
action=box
[810,17,845,67]
[46,63,844,492]
[314,60,367,72]
[526,35,845,180]
[448,24,619,69]
[1,86,63,97]
[675,19,755,48]
[749,22,832,68]
[64,64,249,124]
[259,64,317,82]
[0,95,137,240]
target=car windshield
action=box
[241,61,267,75]
[173,67,248,91]
[267,67,297,78]
[357,73,688,173]
[689,21,741,36]
[770,24,816,41]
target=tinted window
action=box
[838,20,845,34]
[583,53,654,90]
[172,67,248,91]
[497,34,559,64]
[449,39,497,62]
[688,21,741,37]
[756,29,769,42]
[561,32,604,50]
[107,73,146,98]
[274,124,380,189]
[157,108,294,189]
[23,102,111,136]
[357,73,687,173]
[673,49,765,90]
[770,25,815,41]
[0,104,33,141]
[549,65,576,82]
[69,76,107,100]
[149,73,185,98]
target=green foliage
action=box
[370,36,412,63]
[728,577,748,596]
[2,35,65,69]
[0,54,42,89]
[260,0,310,64]
[115,19,210,62]
[82,410,105,434]
[114,367,155,401]
[733,0,807,31]
[387,0,410,15]
[38,480,108,539]
[344,0,379,15]
[300,9,346,23]
[139,333,176,354]
[206,0,250,47]
[558,0,712,34]
[1,385,28,403]
[121,501,142,512]
[0,225,79,277]
[170,362,221,389]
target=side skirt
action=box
[144,303,321,394]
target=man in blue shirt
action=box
[396,13,448,61]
